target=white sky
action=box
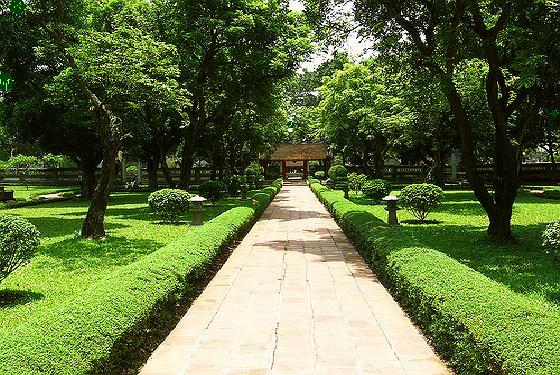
[289,0,374,72]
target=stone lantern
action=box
[189,196,207,226]
[382,195,400,226]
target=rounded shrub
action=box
[245,163,264,189]
[148,189,191,222]
[542,221,560,260]
[328,165,348,182]
[399,183,444,222]
[362,179,392,202]
[314,171,326,180]
[225,175,246,197]
[0,214,40,284]
[199,180,228,205]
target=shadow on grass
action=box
[0,290,44,308]
[38,236,162,272]
[389,222,560,306]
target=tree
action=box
[161,0,312,188]
[317,61,413,177]
[37,0,183,238]
[308,0,560,240]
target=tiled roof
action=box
[264,144,329,161]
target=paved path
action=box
[140,185,450,375]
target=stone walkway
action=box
[140,185,450,375]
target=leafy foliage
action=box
[314,171,326,180]
[399,184,444,222]
[199,181,228,205]
[542,221,560,261]
[148,189,191,222]
[362,179,391,202]
[348,173,367,193]
[0,214,40,284]
[224,175,246,197]
[328,165,348,181]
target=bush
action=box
[348,173,368,193]
[399,183,444,222]
[328,165,348,182]
[309,180,560,375]
[224,175,246,197]
[199,180,228,205]
[0,214,40,284]
[362,179,392,202]
[148,189,191,222]
[245,163,264,189]
[542,221,560,260]
[0,182,282,375]
[314,171,326,180]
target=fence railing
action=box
[1,163,559,186]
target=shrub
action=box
[0,183,281,375]
[348,173,368,193]
[362,179,392,202]
[0,214,40,284]
[309,180,560,375]
[399,183,444,222]
[199,180,228,205]
[314,171,326,180]
[543,221,560,260]
[148,189,191,222]
[328,165,348,182]
[224,175,246,197]
[245,163,264,189]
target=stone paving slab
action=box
[140,185,450,375]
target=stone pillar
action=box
[450,151,460,183]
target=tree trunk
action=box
[147,158,159,191]
[81,146,118,239]
[80,158,97,199]
[160,158,175,188]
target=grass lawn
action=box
[0,191,259,334]
[346,186,560,309]
[0,185,79,204]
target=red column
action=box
[303,160,309,179]
[324,159,329,175]
[282,161,287,180]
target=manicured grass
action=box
[348,187,560,308]
[0,185,79,203]
[310,180,560,374]
[0,191,263,334]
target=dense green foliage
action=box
[0,214,40,284]
[542,221,560,261]
[327,165,348,181]
[148,189,191,222]
[399,184,444,222]
[199,181,228,205]
[361,179,391,202]
[0,181,281,374]
[309,179,560,374]
[314,171,326,180]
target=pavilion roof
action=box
[264,143,329,161]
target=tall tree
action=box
[161,0,311,188]
[317,61,413,177]
[308,0,560,240]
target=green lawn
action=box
[346,187,560,309]
[0,185,79,203]
[0,191,257,334]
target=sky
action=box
[289,0,374,71]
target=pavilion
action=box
[261,143,330,180]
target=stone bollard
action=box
[382,195,400,226]
[189,196,207,226]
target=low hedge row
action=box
[309,179,560,375]
[0,180,282,375]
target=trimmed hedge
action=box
[0,180,282,375]
[309,179,560,375]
